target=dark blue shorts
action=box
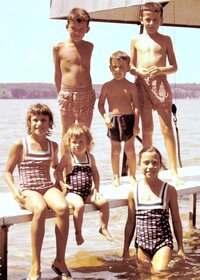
[107,114,134,142]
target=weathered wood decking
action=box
[0,165,200,279]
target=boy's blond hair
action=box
[110,50,130,66]
[63,123,94,152]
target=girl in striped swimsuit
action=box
[123,147,185,271]
[56,123,113,245]
[4,104,71,280]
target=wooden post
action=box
[0,225,9,279]
[189,193,197,228]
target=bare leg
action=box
[23,191,48,278]
[60,113,76,155]
[157,107,181,185]
[152,246,173,271]
[66,193,85,245]
[110,140,121,187]
[45,188,70,276]
[141,106,154,147]
[87,194,113,241]
[124,136,136,184]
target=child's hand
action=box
[103,114,113,129]
[133,126,140,136]
[148,66,161,77]
[13,188,26,206]
[177,248,186,259]
[138,68,150,77]
[60,182,70,196]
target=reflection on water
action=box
[1,99,200,279]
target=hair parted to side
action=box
[138,146,163,166]
[67,8,91,26]
[63,123,94,152]
[110,50,130,66]
[140,2,163,18]
[26,103,54,136]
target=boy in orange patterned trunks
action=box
[130,2,181,185]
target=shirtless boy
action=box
[98,51,140,187]
[130,2,181,185]
[53,8,96,153]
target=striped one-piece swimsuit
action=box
[135,182,173,257]
[18,137,54,193]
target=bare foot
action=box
[52,259,72,279]
[113,176,120,187]
[75,232,84,245]
[99,228,113,242]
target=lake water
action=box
[0,99,200,280]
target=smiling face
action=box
[67,20,90,42]
[139,150,162,180]
[110,58,130,80]
[141,10,163,35]
[30,113,50,137]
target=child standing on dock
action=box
[56,123,113,245]
[53,8,96,154]
[98,50,140,187]
[123,146,185,271]
[130,2,180,185]
[4,103,71,280]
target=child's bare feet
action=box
[75,232,84,245]
[113,176,120,187]
[171,173,183,186]
[99,228,113,242]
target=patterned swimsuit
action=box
[66,152,93,201]
[135,182,173,257]
[18,137,54,193]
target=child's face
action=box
[67,20,90,42]
[141,11,163,34]
[30,113,50,136]
[139,151,161,179]
[110,59,130,80]
[70,134,88,155]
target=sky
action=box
[0,0,200,85]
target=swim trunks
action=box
[66,152,93,201]
[134,182,173,258]
[58,87,96,119]
[107,114,134,142]
[135,74,172,110]
[18,137,55,194]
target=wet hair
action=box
[26,103,54,136]
[63,123,94,152]
[140,2,163,18]
[109,50,130,66]
[67,8,90,27]
[138,146,163,166]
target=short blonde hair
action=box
[110,50,130,66]
[63,123,94,152]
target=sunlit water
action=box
[0,99,200,279]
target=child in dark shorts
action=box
[98,51,140,187]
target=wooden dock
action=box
[0,165,200,279]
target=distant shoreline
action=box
[0,82,200,99]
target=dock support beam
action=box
[0,225,9,279]
[189,193,197,228]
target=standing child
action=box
[130,2,180,185]
[123,147,185,271]
[98,51,140,187]
[4,104,71,280]
[56,123,113,245]
[53,8,96,153]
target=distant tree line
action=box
[0,83,200,99]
